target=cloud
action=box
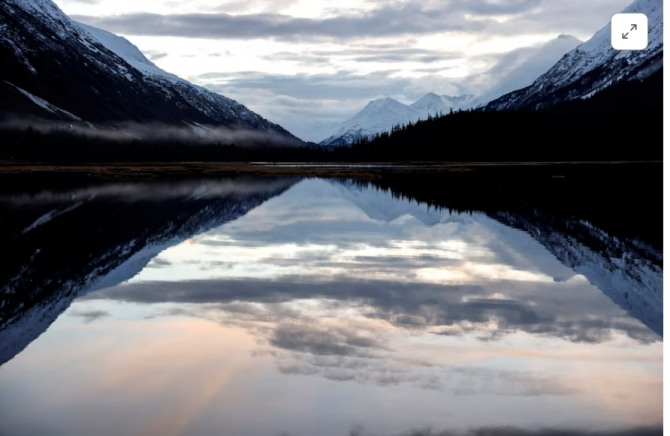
[270,323,386,357]
[71,7,486,41]
[71,0,630,41]
[144,50,168,61]
[86,276,660,345]
[196,70,431,140]
[69,309,110,323]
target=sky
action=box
[53,0,632,141]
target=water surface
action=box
[0,173,662,436]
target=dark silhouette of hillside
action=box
[0,69,661,163]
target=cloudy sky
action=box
[53,0,631,141]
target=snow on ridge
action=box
[74,22,181,84]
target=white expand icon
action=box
[611,13,648,50]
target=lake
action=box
[0,164,662,436]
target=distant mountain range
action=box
[0,0,302,145]
[320,34,582,146]
[320,93,473,146]
[321,0,661,146]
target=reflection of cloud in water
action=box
[82,178,660,410]
[140,298,576,395]
[68,309,110,323]
[90,277,659,345]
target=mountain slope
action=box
[0,0,300,144]
[472,34,582,107]
[486,0,662,111]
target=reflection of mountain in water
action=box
[88,178,661,346]
[492,211,662,336]
[0,177,297,365]
[333,180,443,226]
[339,179,662,337]
[0,171,662,366]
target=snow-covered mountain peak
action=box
[361,97,413,116]
[411,92,444,109]
[410,93,459,116]
[365,97,404,110]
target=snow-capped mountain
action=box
[472,34,582,107]
[487,0,662,111]
[320,93,472,146]
[0,0,301,144]
[410,93,474,117]
[320,97,421,146]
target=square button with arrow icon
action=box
[611,13,648,50]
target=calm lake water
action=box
[0,170,662,436]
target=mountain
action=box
[0,0,301,144]
[320,97,421,146]
[472,34,582,107]
[486,0,662,111]
[410,93,474,117]
[320,93,472,146]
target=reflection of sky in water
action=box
[0,179,662,436]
